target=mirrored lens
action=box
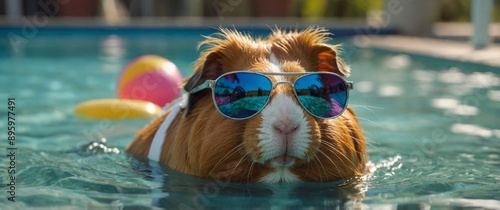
[294,73,348,118]
[214,72,272,119]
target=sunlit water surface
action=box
[0,31,499,209]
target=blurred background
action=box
[1,0,499,20]
[0,0,499,41]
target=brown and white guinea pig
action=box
[126,27,367,183]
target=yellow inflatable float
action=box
[74,99,162,120]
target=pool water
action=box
[1,29,499,209]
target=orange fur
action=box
[126,27,367,183]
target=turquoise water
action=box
[1,30,499,209]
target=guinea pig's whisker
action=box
[315,148,341,177]
[362,129,375,138]
[246,159,256,182]
[208,143,245,177]
[311,155,326,182]
[355,116,385,130]
[349,104,384,119]
[314,154,328,179]
[349,132,375,148]
[229,152,250,182]
[321,141,358,170]
[317,128,364,146]
[350,104,385,129]
[364,138,382,153]
[349,104,384,110]
[318,128,381,153]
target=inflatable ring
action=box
[75,99,162,119]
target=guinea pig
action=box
[126,27,367,183]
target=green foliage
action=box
[317,0,498,22]
[321,0,384,17]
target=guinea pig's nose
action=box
[273,122,299,136]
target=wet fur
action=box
[126,27,367,183]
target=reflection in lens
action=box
[214,72,272,119]
[295,74,348,118]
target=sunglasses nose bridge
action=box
[272,81,294,90]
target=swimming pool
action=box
[1,27,499,209]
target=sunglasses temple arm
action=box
[346,81,354,90]
[188,80,215,94]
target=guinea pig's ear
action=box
[314,44,350,77]
[183,51,224,115]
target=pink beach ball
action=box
[117,55,183,107]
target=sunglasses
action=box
[189,71,353,120]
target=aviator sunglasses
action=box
[189,71,353,120]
